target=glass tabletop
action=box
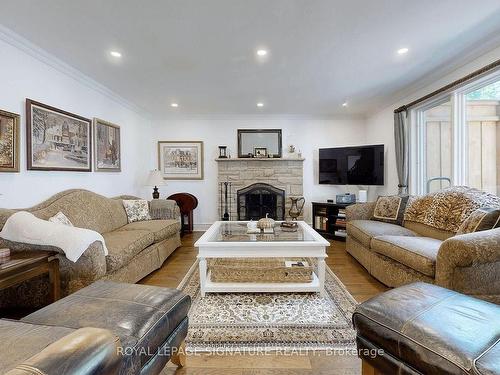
[209,222,316,242]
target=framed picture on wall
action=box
[26,99,92,171]
[94,118,121,172]
[158,141,204,180]
[0,109,20,172]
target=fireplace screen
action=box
[237,183,285,220]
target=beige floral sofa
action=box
[0,189,181,308]
[346,186,500,304]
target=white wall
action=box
[0,36,153,208]
[366,45,500,200]
[151,115,368,228]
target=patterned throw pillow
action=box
[48,211,74,226]
[456,207,500,235]
[122,200,151,223]
[372,195,409,226]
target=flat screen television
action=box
[319,145,384,185]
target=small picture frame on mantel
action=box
[254,147,267,158]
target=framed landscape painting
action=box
[94,118,121,172]
[26,99,92,171]
[0,109,20,172]
[158,141,204,180]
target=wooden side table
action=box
[167,193,198,235]
[312,201,353,242]
[0,251,61,302]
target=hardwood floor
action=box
[140,232,388,375]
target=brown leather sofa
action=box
[0,189,182,308]
[353,282,500,375]
[0,281,191,375]
[346,187,500,304]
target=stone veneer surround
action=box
[216,158,304,220]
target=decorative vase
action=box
[289,197,305,220]
[257,213,275,233]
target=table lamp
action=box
[146,170,165,199]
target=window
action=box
[466,80,500,100]
[422,99,453,193]
[465,80,500,195]
[411,71,500,195]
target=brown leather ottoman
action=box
[21,281,191,375]
[0,320,121,375]
[353,282,500,375]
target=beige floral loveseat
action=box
[346,186,500,304]
[0,189,181,308]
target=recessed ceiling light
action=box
[256,49,268,57]
[110,51,122,58]
[170,103,179,108]
[256,102,264,107]
[397,47,409,55]
[342,101,348,107]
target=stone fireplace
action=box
[216,158,304,221]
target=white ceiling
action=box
[1,0,500,117]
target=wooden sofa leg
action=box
[362,359,380,375]
[171,341,186,367]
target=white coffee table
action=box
[194,221,329,297]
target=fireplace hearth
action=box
[237,183,285,220]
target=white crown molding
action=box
[0,24,150,119]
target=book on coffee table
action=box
[285,260,309,268]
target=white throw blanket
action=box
[0,211,108,262]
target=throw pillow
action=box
[456,207,500,235]
[372,195,409,226]
[48,211,74,227]
[123,199,151,223]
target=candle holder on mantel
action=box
[218,146,228,158]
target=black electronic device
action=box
[336,193,356,204]
[319,144,384,185]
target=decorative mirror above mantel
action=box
[237,129,282,158]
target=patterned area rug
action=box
[178,261,358,351]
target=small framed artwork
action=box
[0,109,20,172]
[158,141,204,180]
[26,99,92,171]
[94,118,121,172]
[254,147,267,158]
